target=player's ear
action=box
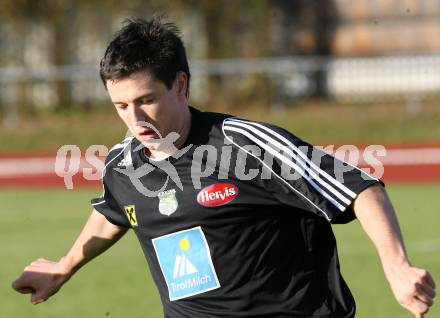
[175,72,188,97]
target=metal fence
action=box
[1,54,440,114]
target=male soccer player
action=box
[12,18,435,318]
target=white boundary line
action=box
[1,147,440,177]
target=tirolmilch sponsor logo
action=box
[197,183,238,207]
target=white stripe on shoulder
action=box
[224,120,352,206]
[96,138,134,205]
[109,136,134,152]
[221,120,332,220]
[228,118,377,183]
[103,138,133,177]
[224,118,359,199]
[223,124,346,212]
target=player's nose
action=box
[128,104,146,123]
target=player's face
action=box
[106,69,188,149]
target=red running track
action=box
[1,145,439,188]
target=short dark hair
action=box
[100,17,190,96]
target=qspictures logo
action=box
[54,120,387,193]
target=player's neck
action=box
[174,106,192,150]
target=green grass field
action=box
[1,184,439,318]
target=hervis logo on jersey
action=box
[124,205,138,226]
[152,227,221,301]
[158,189,178,216]
[197,183,238,207]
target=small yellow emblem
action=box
[124,205,138,226]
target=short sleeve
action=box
[266,141,383,224]
[223,117,383,223]
[91,180,131,228]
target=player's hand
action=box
[384,262,436,317]
[12,257,70,305]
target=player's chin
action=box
[137,137,160,150]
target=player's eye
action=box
[140,97,154,104]
[115,104,128,110]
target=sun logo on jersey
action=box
[124,205,138,226]
[173,238,198,279]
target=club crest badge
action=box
[158,189,178,216]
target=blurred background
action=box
[1,0,440,146]
[1,1,439,318]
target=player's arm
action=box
[12,208,127,305]
[353,184,436,318]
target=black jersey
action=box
[91,107,380,318]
